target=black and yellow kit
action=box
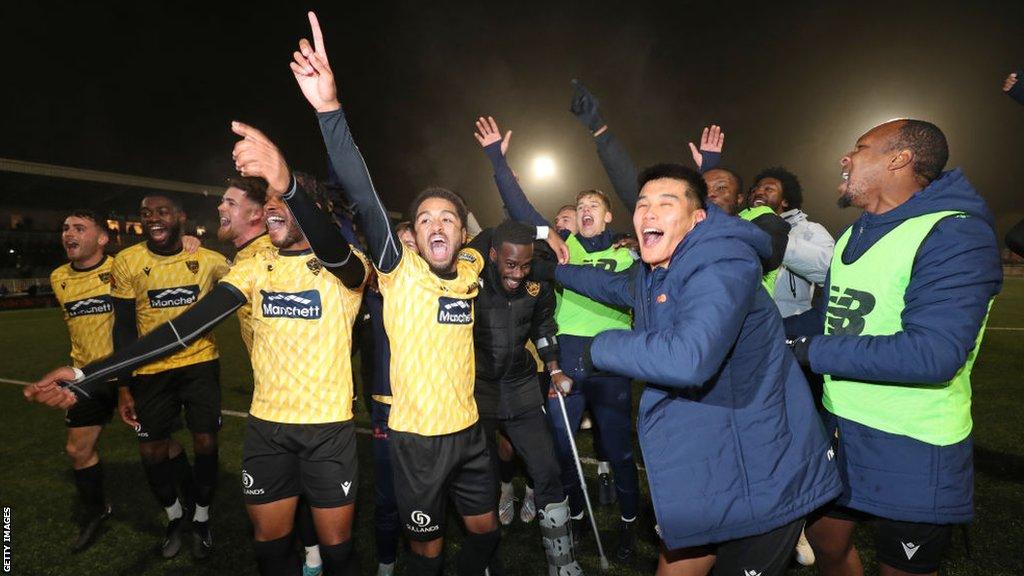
[51,256,117,427]
[231,233,275,354]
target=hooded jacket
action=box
[554,204,841,549]
[784,169,1002,523]
[773,209,834,318]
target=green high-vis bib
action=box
[738,205,779,293]
[556,234,634,337]
[823,210,990,446]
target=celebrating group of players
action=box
[25,11,1006,576]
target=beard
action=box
[837,194,853,209]
[271,220,305,248]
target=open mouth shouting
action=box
[641,227,665,248]
[266,214,286,233]
[146,223,169,243]
[428,233,450,262]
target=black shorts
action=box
[390,423,496,541]
[242,416,358,508]
[65,380,118,428]
[709,518,804,576]
[129,360,221,442]
[821,505,953,574]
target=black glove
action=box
[787,335,813,367]
[569,79,605,133]
[530,256,557,282]
[581,340,595,379]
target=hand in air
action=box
[473,116,512,156]
[290,11,341,113]
[688,124,725,170]
[231,122,292,194]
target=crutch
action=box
[554,388,610,570]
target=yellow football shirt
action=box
[110,243,229,375]
[377,245,484,436]
[221,248,368,424]
[51,256,115,368]
[232,233,275,354]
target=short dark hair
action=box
[226,176,268,205]
[408,187,468,228]
[637,163,707,209]
[753,166,803,209]
[65,209,107,233]
[142,193,183,211]
[293,172,334,213]
[703,167,744,196]
[887,120,949,185]
[491,220,536,251]
[395,221,413,235]
[575,189,612,211]
[556,204,576,214]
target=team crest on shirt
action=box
[186,260,200,274]
[306,258,322,276]
[525,281,540,297]
[99,272,112,284]
[437,296,472,325]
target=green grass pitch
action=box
[1,279,1022,575]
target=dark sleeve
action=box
[467,227,494,255]
[78,284,246,393]
[809,215,1002,383]
[751,213,791,272]
[112,297,137,351]
[1006,217,1024,258]
[783,271,828,338]
[553,263,636,309]
[1008,72,1024,105]
[482,143,549,226]
[591,249,761,388]
[318,108,403,273]
[593,130,640,212]
[282,175,366,289]
[530,282,560,364]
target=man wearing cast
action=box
[477,115,641,562]
[788,120,1001,576]
[532,162,841,576]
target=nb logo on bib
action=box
[826,286,876,336]
[437,296,472,325]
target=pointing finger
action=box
[308,11,327,57]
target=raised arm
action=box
[569,80,641,211]
[474,116,548,226]
[231,120,366,288]
[290,11,401,273]
[25,285,246,407]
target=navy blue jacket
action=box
[555,204,841,549]
[785,169,1001,523]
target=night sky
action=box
[3,0,1024,240]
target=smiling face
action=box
[489,241,533,294]
[633,178,705,269]
[575,193,612,238]
[554,207,577,234]
[414,197,466,274]
[263,189,307,249]
[62,215,108,266]
[749,177,786,213]
[140,196,185,251]
[217,186,265,246]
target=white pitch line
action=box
[2,376,623,468]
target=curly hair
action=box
[752,166,803,210]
